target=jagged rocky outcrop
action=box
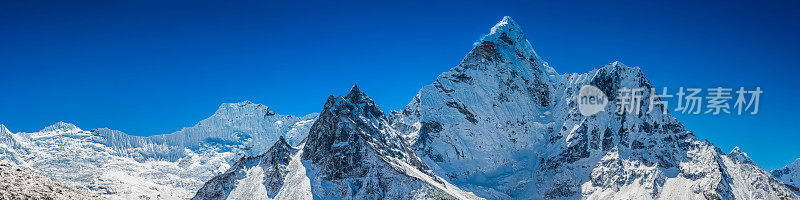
[0,101,317,199]
[0,163,99,199]
[194,85,482,200]
[392,16,797,199]
[774,158,800,193]
[390,17,557,189]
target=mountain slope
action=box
[389,18,559,198]
[193,136,295,200]
[0,101,317,199]
[392,16,797,199]
[774,158,800,193]
[0,163,99,199]
[195,85,482,200]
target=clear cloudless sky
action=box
[1,0,798,170]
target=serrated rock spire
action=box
[303,85,431,179]
[345,84,372,104]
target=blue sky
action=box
[1,0,798,170]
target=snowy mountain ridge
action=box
[774,158,800,193]
[34,121,83,138]
[0,101,317,199]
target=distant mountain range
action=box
[1,16,798,199]
[0,103,316,199]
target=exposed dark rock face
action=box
[302,85,432,180]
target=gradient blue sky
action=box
[1,0,798,170]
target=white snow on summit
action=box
[774,158,800,193]
[34,121,83,138]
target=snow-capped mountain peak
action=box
[139,100,316,155]
[0,101,318,199]
[193,135,296,200]
[779,159,800,174]
[36,121,82,136]
[303,86,426,175]
[393,16,797,199]
[603,60,627,71]
[213,101,277,119]
[482,16,527,45]
[729,146,754,164]
[487,16,524,41]
[774,158,800,193]
[483,16,538,48]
